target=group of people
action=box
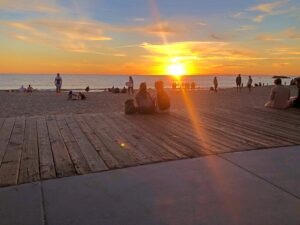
[212,75,253,92]
[19,84,33,93]
[125,80,170,114]
[265,77,300,109]
[68,91,86,100]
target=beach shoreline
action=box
[0,85,298,118]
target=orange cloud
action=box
[0,0,61,13]
[0,19,112,53]
[249,0,289,13]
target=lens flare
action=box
[167,64,186,77]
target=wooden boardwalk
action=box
[0,107,299,187]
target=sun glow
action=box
[167,63,186,77]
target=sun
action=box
[167,64,186,77]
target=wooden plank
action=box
[171,112,267,153]
[0,117,25,186]
[195,111,283,148]
[46,115,75,177]
[215,108,300,145]
[109,113,183,161]
[83,114,137,167]
[37,116,56,180]
[64,115,108,172]
[185,108,291,147]
[99,113,172,162]
[200,109,299,145]
[0,118,15,166]
[151,114,238,153]
[0,118,5,129]
[92,114,150,164]
[74,114,120,169]
[18,117,40,184]
[56,115,91,175]
[108,113,188,159]
[148,113,237,154]
[122,114,204,157]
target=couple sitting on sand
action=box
[19,85,33,93]
[125,81,170,114]
[68,91,86,100]
[265,77,300,109]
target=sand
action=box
[0,86,298,118]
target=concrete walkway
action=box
[0,146,299,225]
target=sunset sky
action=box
[0,0,300,75]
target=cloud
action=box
[210,34,223,40]
[233,0,295,23]
[249,0,289,13]
[0,0,61,13]
[0,19,112,53]
[196,21,208,26]
[141,41,258,62]
[236,25,255,31]
[131,18,146,22]
[284,27,300,39]
[256,34,281,41]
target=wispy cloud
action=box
[249,0,289,13]
[233,0,296,23]
[236,25,256,31]
[0,0,61,13]
[131,18,146,22]
[256,34,281,42]
[284,27,300,39]
[0,19,112,53]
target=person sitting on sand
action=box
[154,81,170,112]
[85,86,90,92]
[265,78,290,109]
[68,90,77,100]
[27,85,33,93]
[78,92,86,100]
[19,85,26,93]
[288,77,300,108]
[135,82,155,114]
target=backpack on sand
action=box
[157,91,170,111]
[125,99,137,114]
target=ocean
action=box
[0,74,296,91]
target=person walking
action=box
[247,76,253,92]
[127,76,134,95]
[213,76,218,92]
[236,74,242,92]
[55,73,62,95]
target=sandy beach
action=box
[0,86,298,118]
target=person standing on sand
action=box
[213,76,218,92]
[236,74,242,91]
[247,76,253,92]
[127,76,134,95]
[55,73,62,95]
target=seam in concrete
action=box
[217,154,300,200]
[40,181,48,225]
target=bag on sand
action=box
[157,91,170,111]
[125,99,137,114]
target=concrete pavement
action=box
[0,146,299,225]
